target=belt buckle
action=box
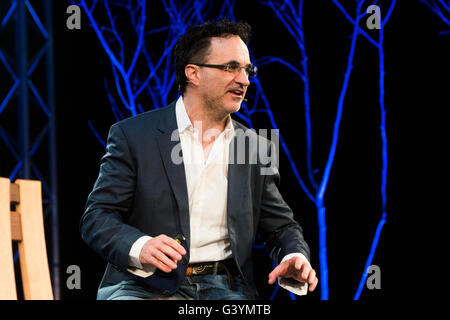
[192,263,214,275]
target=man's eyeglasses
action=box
[190,62,258,79]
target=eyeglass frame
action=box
[189,62,258,79]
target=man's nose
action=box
[235,68,250,86]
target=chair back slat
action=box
[15,179,53,300]
[0,178,53,300]
[0,178,17,299]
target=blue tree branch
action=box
[333,0,396,300]
[331,0,379,47]
[420,0,450,26]
[126,0,146,77]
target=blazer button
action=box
[181,257,188,265]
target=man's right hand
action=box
[139,235,187,273]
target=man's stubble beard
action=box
[202,92,241,121]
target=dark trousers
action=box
[97,274,253,300]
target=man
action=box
[81,19,318,300]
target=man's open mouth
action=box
[228,89,245,98]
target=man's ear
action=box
[185,64,200,87]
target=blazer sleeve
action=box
[80,123,147,271]
[257,141,311,265]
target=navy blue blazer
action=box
[80,101,310,298]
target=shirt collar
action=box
[175,96,235,140]
[175,96,193,134]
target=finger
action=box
[162,236,187,255]
[294,257,304,271]
[268,262,289,284]
[160,244,183,262]
[147,256,172,273]
[268,267,280,284]
[309,277,318,292]
[300,264,311,282]
[268,274,277,285]
[268,272,276,285]
[269,263,288,279]
[155,251,177,270]
[307,269,316,285]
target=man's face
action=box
[197,36,251,118]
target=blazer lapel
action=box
[226,124,248,247]
[156,103,190,244]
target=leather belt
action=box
[185,259,239,291]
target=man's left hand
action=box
[268,256,318,292]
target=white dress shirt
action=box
[127,97,310,295]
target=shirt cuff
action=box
[278,253,311,296]
[126,235,157,278]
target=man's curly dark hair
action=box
[173,19,251,95]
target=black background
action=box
[1,0,448,301]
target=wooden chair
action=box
[0,177,53,300]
